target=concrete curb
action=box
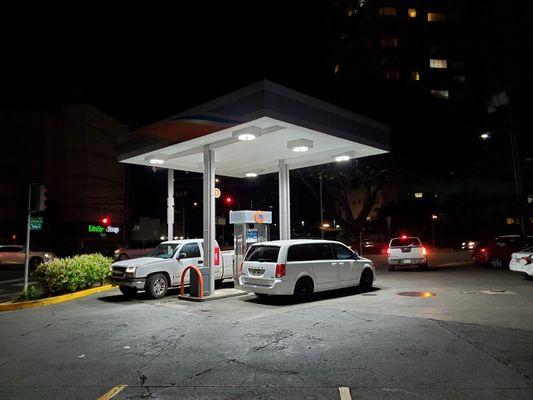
[178,289,249,302]
[0,284,116,312]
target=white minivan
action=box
[239,239,375,300]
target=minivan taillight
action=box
[275,263,286,278]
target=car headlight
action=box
[126,266,136,273]
[114,249,120,254]
[44,253,54,258]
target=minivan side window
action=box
[180,243,201,258]
[331,244,354,260]
[287,243,334,262]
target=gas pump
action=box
[229,210,272,286]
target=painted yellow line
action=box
[339,387,352,400]
[0,284,116,312]
[97,384,127,400]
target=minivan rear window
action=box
[245,245,280,263]
[390,238,421,247]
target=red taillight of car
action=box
[480,248,486,253]
[386,247,391,255]
[275,263,286,278]
[422,247,427,256]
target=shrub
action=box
[33,253,113,296]
[15,285,42,302]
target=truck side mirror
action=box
[178,252,187,260]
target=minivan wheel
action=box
[119,286,137,297]
[293,277,314,301]
[489,257,503,269]
[146,273,168,299]
[359,269,373,292]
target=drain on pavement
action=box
[481,290,516,295]
[398,291,436,298]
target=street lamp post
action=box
[431,214,438,248]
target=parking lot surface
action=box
[1,251,533,399]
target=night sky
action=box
[2,1,532,241]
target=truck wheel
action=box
[359,269,373,292]
[119,286,137,297]
[419,263,429,270]
[388,265,396,271]
[215,279,224,289]
[146,273,168,299]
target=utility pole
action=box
[488,91,527,242]
[319,173,324,239]
[23,184,32,293]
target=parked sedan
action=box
[0,245,57,268]
[472,235,533,268]
[509,246,533,277]
[113,240,159,260]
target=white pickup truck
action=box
[110,239,234,298]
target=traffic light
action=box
[31,184,47,211]
[224,195,234,206]
[101,216,110,226]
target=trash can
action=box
[189,267,211,297]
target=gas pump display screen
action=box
[247,229,258,243]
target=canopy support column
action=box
[202,147,216,296]
[278,159,291,240]
[167,169,174,240]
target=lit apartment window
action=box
[429,59,447,69]
[408,8,417,18]
[411,71,420,81]
[379,7,397,16]
[427,12,446,22]
[380,37,398,48]
[383,70,400,80]
[431,90,449,100]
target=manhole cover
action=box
[398,291,436,298]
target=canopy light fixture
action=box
[332,151,355,162]
[145,154,168,165]
[245,172,258,178]
[287,138,314,153]
[232,126,262,141]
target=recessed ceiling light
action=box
[245,172,258,178]
[287,139,314,153]
[332,151,355,162]
[145,154,168,165]
[232,126,262,141]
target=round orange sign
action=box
[254,210,265,224]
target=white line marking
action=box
[339,387,352,400]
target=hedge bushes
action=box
[33,253,113,296]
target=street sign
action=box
[30,216,43,231]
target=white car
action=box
[110,239,234,298]
[239,239,375,300]
[387,236,427,271]
[509,246,533,277]
[0,245,57,268]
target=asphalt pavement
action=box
[1,250,533,399]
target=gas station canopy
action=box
[118,80,390,177]
[118,80,390,296]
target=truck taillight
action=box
[214,246,220,266]
[386,247,391,255]
[422,247,427,256]
[275,263,286,278]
